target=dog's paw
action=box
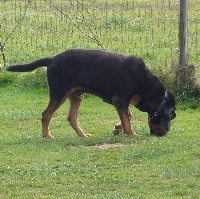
[78,133,92,137]
[113,124,122,136]
[113,129,120,136]
[131,133,141,138]
[42,132,54,139]
[85,133,92,137]
[129,132,140,137]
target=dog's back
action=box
[47,49,144,103]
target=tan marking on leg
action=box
[67,94,92,137]
[130,94,141,106]
[113,121,123,135]
[113,108,132,135]
[112,96,137,137]
[115,108,138,137]
[42,94,69,138]
[128,108,132,121]
[42,101,58,138]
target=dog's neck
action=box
[133,90,166,115]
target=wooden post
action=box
[0,41,6,68]
[178,0,188,88]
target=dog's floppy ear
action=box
[127,56,145,77]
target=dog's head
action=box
[148,91,176,136]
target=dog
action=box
[7,49,176,138]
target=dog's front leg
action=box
[113,108,132,135]
[116,109,137,137]
[112,97,137,137]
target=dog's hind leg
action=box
[67,93,92,137]
[42,94,69,138]
[112,97,137,137]
[113,108,132,135]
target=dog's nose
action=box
[150,129,168,136]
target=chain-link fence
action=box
[0,0,199,84]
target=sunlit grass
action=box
[0,87,199,198]
[0,1,199,197]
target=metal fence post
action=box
[178,0,188,88]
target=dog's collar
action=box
[149,91,168,120]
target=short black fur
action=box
[7,49,176,138]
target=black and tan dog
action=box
[7,49,176,138]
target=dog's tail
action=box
[6,57,53,72]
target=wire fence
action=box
[0,0,199,84]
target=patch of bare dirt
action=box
[94,143,128,149]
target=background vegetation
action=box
[0,0,200,94]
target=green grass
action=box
[0,86,199,198]
[0,1,199,197]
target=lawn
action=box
[0,86,199,198]
[0,0,199,198]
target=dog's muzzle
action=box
[148,120,168,136]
